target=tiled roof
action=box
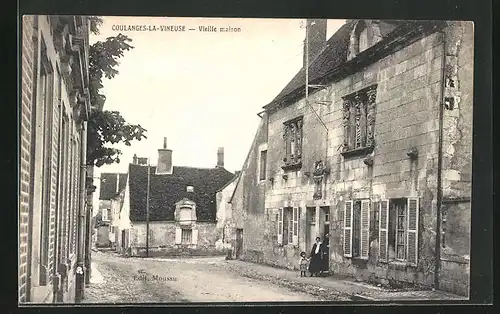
[99,173,128,200]
[264,20,406,109]
[128,164,235,222]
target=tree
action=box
[86,16,147,167]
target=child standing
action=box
[299,251,309,277]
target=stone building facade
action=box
[115,139,236,257]
[19,15,92,303]
[231,19,473,296]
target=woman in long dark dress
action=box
[308,237,323,276]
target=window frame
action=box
[259,149,268,181]
[38,39,55,286]
[341,85,377,158]
[181,228,192,244]
[378,197,420,266]
[282,116,303,171]
[277,207,299,246]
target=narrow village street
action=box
[84,250,465,303]
[84,251,323,303]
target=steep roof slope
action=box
[99,173,128,200]
[264,20,415,109]
[128,164,236,222]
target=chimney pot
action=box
[157,138,173,174]
[303,19,327,67]
[217,147,224,168]
[133,154,138,164]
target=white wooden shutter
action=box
[192,229,198,245]
[406,198,419,266]
[343,201,353,257]
[277,207,283,245]
[379,200,389,262]
[292,207,299,245]
[360,200,370,259]
[175,227,182,244]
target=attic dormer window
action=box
[347,20,383,61]
[358,26,369,53]
[186,186,194,192]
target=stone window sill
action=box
[378,260,417,270]
[281,162,302,171]
[341,146,374,158]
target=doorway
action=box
[320,206,331,274]
[235,229,243,259]
[121,230,126,250]
[306,207,316,253]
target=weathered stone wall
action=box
[435,21,473,298]
[261,30,444,280]
[236,23,472,296]
[129,221,225,256]
[229,115,268,260]
[20,15,36,303]
[215,178,237,250]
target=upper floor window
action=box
[259,150,267,181]
[341,85,377,157]
[102,208,108,221]
[282,117,303,171]
[358,26,369,53]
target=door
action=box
[306,207,316,253]
[235,229,243,259]
[121,230,126,249]
[321,206,331,273]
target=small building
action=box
[231,19,473,296]
[215,171,240,251]
[116,138,236,257]
[95,173,127,247]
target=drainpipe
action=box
[75,120,88,303]
[434,29,447,290]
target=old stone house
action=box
[19,16,92,303]
[230,19,473,296]
[95,173,127,247]
[115,138,236,256]
[215,172,240,251]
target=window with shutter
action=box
[292,207,299,245]
[360,200,370,259]
[277,207,283,245]
[343,201,353,257]
[192,229,199,245]
[406,198,419,265]
[379,200,389,262]
[175,227,182,244]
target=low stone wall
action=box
[128,221,225,257]
[131,246,226,257]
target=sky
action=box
[90,16,345,209]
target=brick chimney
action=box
[303,19,327,67]
[156,137,173,175]
[216,147,224,168]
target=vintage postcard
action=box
[19,15,474,304]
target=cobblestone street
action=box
[84,251,465,303]
[84,251,322,303]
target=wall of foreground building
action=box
[20,15,92,303]
[233,21,473,297]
